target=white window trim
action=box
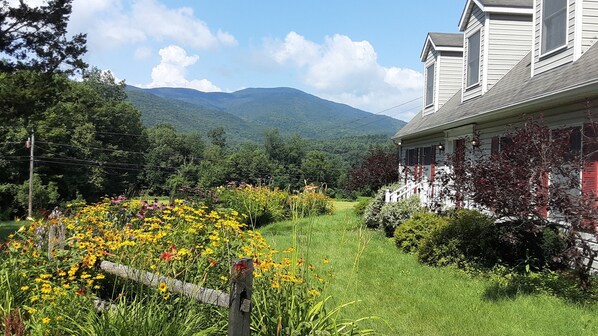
[465,29,482,89]
[424,63,435,108]
[482,14,490,93]
[538,0,569,58]
[434,56,441,111]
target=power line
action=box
[336,96,422,129]
[37,141,146,155]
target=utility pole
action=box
[26,131,34,218]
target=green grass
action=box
[260,201,598,336]
[0,220,24,243]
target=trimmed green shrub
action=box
[394,212,448,253]
[419,209,497,267]
[378,195,423,237]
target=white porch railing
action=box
[385,176,442,208]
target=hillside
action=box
[126,86,406,142]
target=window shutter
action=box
[582,123,598,197]
[491,137,499,155]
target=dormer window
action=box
[425,64,435,107]
[541,0,567,55]
[467,31,480,87]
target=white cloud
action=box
[69,0,237,51]
[265,32,424,119]
[142,45,221,92]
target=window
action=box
[467,31,480,87]
[541,0,567,55]
[425,64,435,107]
[423,146,436,165]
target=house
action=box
[392,0,598,202]
[390,0,598,266]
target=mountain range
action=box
[125,86,406,143]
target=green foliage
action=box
[418,210,570,272]
[419,209,496,268]
[220,185,289,227]
[0,0,87,75]
[16,174,59,214]
[142,124,204,195]
[378,196,423,237]
[394,213,448,253]
[353,198,371,217]
[288,190,334,218]
[362,183,401,229]
[485,267,598,304]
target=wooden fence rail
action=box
[99,258,253,336]
[41,224,253,335]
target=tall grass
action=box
[260,201,598,335]
[0,221,23,243]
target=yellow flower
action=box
[41,317,51,324]
[271,281,280,289]
[10,241,21,249]
[308,289,321,297]
[322,258,330,264]
[20,286,29,291]
[158,282,168,293]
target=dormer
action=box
[532,0,598,77]
[421,33,464,115]
[459,0,534,102]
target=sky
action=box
[22,0,466,122]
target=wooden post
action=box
[228,258,253,336]
[27,131,34,218]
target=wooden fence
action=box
[44,223,253,336]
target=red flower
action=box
[160,251,174,262]
[234,262,249,272]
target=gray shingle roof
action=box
[479,0,533,8]
[428,33,463,48]
[395,43,598,139]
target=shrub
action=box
[418,210,570,272]
[493,220,570,272]
[288,189,334,218]
[419,209,497,268]
[378,196,423,237]
[362,183,401,229]
[353,198,371,217]
[219,185,289,227]
[394,213,448,253]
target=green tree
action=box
[143,124,204,194]
[0,0,87,74]
[16,174,59,213]
[228,144,273,185]
[301,151,337,186]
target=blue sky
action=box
[58,1,463,121]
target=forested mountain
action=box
[126,86,406,142]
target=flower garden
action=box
[0,186,368,335]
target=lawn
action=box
[260,201,598,335]
[0,220,23,243]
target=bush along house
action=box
[390,0,598,271]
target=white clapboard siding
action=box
[582,0,598,53]
[438,53,463,109]
[487,14,533,91]
[534,0,577,75]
